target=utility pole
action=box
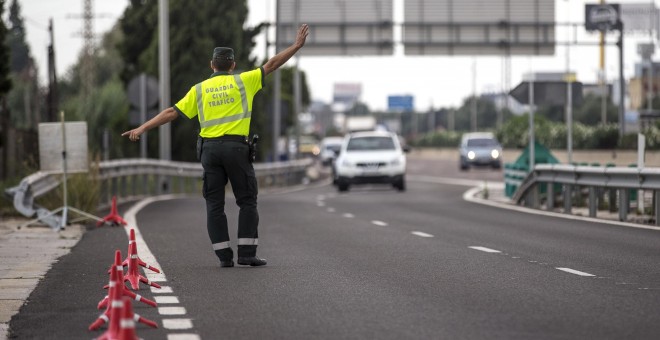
[47,18,58,122]
[158,0,171,192]
[81,0,94,104]
[273,0,282,162]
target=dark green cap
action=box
[213,47,234,60]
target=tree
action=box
[57,24,132,159]
[7,0,30,73]
[118,0,260,161]
[5,0,39,130]
[0,0,13,179]
[453,96,506,131]
[0,0,10,96]
[573,93,618,125]
[117,0,309,162]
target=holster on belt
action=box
[248,134,259,163]
[196,136,203,161]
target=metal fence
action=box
[512,164,660,225]
[5,158,314,230]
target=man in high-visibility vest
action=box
[122,24,309,267]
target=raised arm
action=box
[262,24,309,76]
[121,107,178,141]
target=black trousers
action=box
[200,138,259,261]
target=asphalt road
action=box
[9,158,660,339]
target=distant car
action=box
[334,131,407,192]
[319,136,344,166]
[459,132,502,170]
[298,136,320,158]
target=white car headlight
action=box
[467,151,476,160]
[491,149,500,159]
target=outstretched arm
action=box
[121,107,178,142]
[262,24,309,76]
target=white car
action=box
[334,131,407,192]
[459,132,503,170]
[319,136,344,166]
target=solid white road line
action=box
[556,267,596,277]
[158,307,187,315]
[342,213,355,218]
[411,231,434,238]
[124,195,180,283]
[469,246,502,253]
[163,318,194,330]
[461,185,660,232]
[371,220,388,226]
[124,195,199,338]
[155,296,180,304]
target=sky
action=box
[13,0,660,111]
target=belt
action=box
[201,135,247,142]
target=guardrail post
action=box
[142,174,148,196]
[120,176,127,199]
[563,184,572,214]
[528,185,539,208]
[177,177,184,194]
[588,187,597,218]
[655,190,660,226]
[546,182,554,211]
[131,175,137,197]
[608,189,617,213]
[619,189,628,221]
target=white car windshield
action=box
[347,136,396,151]
[466,138,499,147]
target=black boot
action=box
[237,256,267,266]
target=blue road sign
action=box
[388,95,414,112]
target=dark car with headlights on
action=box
[459,132,502,170]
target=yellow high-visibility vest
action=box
[174,68,264,137]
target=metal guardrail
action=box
[5,158,314,229]
[513,164,660,225]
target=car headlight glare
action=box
[467,151,476,160]
[491,149,500,159]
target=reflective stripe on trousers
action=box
[212,241,231,250]
[238,238,258,246]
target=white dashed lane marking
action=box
[152,286,173,294]
[167,334,201,340]
[556,267,596,277]
[469,246,501,253]
[411,231,434,238]
[155,296,180,304]
[342,213,355,218]
[158,307,187,315]
[163,318,194,330]
[371,220,388,226]
[327,207,336,213]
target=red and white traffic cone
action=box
[98,249,157,309]
[89,250,158,332]
[124,242,161,290]
[94,298,123,340]
[117,297,140,340]
[122,229,160,274]
[90,251,123,331]
[97,196,128,227]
